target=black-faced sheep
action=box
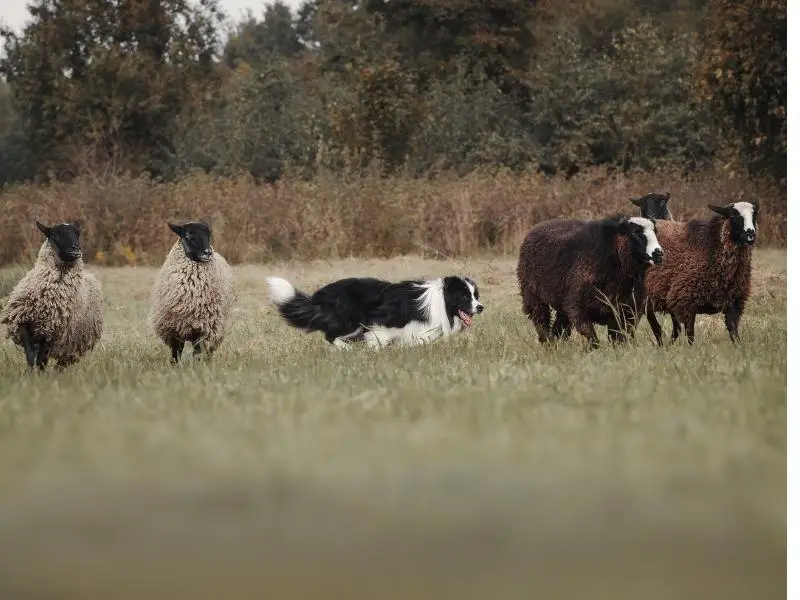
[630,192,673,221]
[517,215,664,349]
[1,220,104,369]
[640,201,758,345]
[149,221,236,363]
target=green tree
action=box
[697,0,786,181]
[223,1,303,69]
[527,18,721,175]
[0,82,36,185]
[360,0,537,95]
[0,0,224,178]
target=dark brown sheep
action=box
[641,201,758,345]
[516,215,664,349]
[546,192,675,341]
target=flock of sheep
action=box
[518,192,758,349]
[0,191,759,370]
[1,220,235,369]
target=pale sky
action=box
[0,0,304,34]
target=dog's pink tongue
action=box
[459,310,473,326]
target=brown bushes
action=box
[0,168,785,266]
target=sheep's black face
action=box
[443,276,484,327]
[708,201,758,246]
[169,221,213,263]
[622,217,663,265]
[630,192,672,221]
[37,221,82,263]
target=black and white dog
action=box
[264,275,484,348]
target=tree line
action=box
[0,0,787,187]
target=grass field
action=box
[0,249,787,600]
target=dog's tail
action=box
[265,276,320,331]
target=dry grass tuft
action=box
[0,168,785,266]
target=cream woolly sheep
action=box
[1,220,104,369]
[149,220,236,363]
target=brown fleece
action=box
[642,216,752,344]
[517,217,653,349]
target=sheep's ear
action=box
[168,222,184,237]
[707,204,732,217]
[35,221,50,237]
[629,197,643,207]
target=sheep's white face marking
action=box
[733,202,756,233]
[629,217,662,263]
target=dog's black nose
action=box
[476,304,484,314]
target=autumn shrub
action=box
[0,167,784,267]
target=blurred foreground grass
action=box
[0,251,786,599]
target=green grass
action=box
[0,251,786,600]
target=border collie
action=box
[264,275,484,348]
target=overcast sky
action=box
[0,0,304,34]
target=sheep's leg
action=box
[529,303,554,344]
[684,315,696,345]
[551,311,571,339]
[36,346,50,370]
[669,314,681,343]
[19,325,38,368]
[572,319,600,350]
[646,309,663,346]
[169,337,184,363]
[724,303,742,343]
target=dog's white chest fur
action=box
[357,317,462,348]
